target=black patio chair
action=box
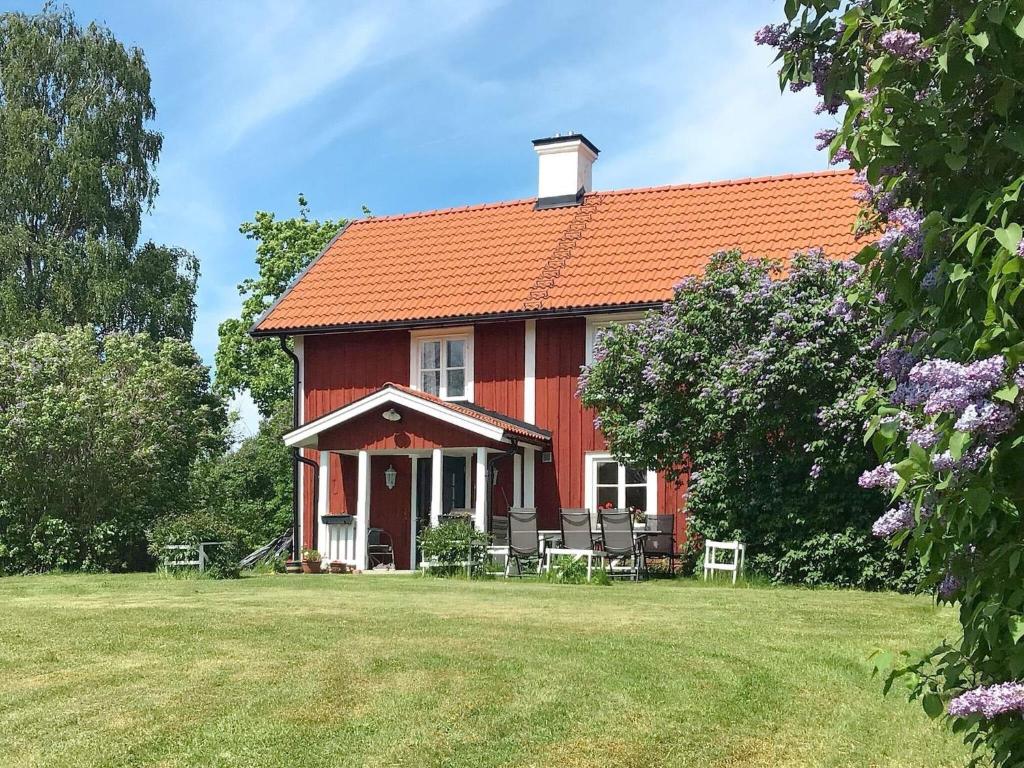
[367,527,396,570]
[641,514,677,575]
[487,514,509,565]
[506,507,541,576]
[599,508,644,581]
[543,508,605,580]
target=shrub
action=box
[544,555,611,585]
[580,251,908,589]
[419,520,489,577]
[147,510,244,579]
[0,328,226,574]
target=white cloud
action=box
[599,29,830,189]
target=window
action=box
[584,452,658,520]
[410,329,473,401]
[585,312,646,365]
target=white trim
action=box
[584,311,645,366]
[429,448,443,527]
[583,451,657,517]
[409,326,474,402]
[523,446,536,507]
[524,319,536,423]
[283,387,506,448]
[464,455,472,508]
[475,447,487,531]
[318,450,330,557]
[513,452,523,508]
[409,455,419,570]
[294,336,305,552]
[355,450,370,571]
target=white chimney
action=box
[532,133,599,209]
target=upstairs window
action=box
[411,329,473,401]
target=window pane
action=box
[446,338,464,368]
[597,487,618,509]
[422,369,441,395]
[446,368,465,398]
[596,461,618,485]
[625,485,648,513]
[624,466,646,485]
[421,340,440,370]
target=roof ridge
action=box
[344,169,854,228]
[588,168,855,198]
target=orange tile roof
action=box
[253,170,860,333]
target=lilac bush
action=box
[580,250,922,590]
[762,0,1024,761]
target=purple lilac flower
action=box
[878,207,924,260]
[809,461,822,479]
[828,295,853,321]
[815,129,837,152]
[754,23,788,48]
[871,500,915,537]
[907,423,939,449]
[964,357,1006,393]
[1018,238,1024,258]
[921,266,940,291]
[954,400,1016,437]
[949,682,1024,719]
[830,146,853,166]
[938,572,961,600]
[877,348,915,382]
[859,463,900,490]
[1015,364,1024,390]
[879,29,931,62]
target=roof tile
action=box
[255,170,860,332]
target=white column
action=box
[318,451,330,560]
[474,447,487,531]
[429,448,442,527]
[523,446,536,508]
[524,319,536,423]
[355,450,369,571]
[409,456,419,569]
[513,452,523,508]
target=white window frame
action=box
[584,311,646,366]
[583,452,658,523]
[410,327,474,402]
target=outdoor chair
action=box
[506,507,542,576]
[367,527,396,570]
[544,508,606,581]
[641,514,677,575]
[487,514,509,567]
[703,540,746,583]
[598,508,644,581]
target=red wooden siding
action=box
[318,408,507,452]
[657,471,689,550]
[474,321,525,419]
[533,317,604,526]
[301,329,410,550]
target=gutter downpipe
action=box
[279,335,319,560]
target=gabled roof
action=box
[253,170,860,335]
[283,383,551,449]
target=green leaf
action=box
[881,131,899,147]
[1012,616,1024,643]
[1016,14,1024,39]
[950,264,972,283]
[945,154,967,171]
[995,224,1023,254]
[969,31,990,50]
[950,431,971,460]
[995,384,1020,403]
[965,486,992,514]
[923,693,944,719]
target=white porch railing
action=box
[322,522,357,565]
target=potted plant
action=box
[329,560,347,574]
[321,512,355,525]
[301,548,322,574]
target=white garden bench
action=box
[703,540,746,584]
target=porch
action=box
[283,383,550,571]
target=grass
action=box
[0,573,968,768]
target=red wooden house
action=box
[250,134,860,570]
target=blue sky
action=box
[16,1,831,434]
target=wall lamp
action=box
[382,408,402,422]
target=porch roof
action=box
[283,383,552,449]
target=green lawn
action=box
[0,574,968,767]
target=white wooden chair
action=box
[703,540,746,584]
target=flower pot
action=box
[285,561,303,574]
[329,561,348,574]
[301,560,323,574]
[322,514,355,525]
